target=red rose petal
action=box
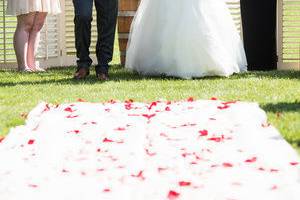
[0,137,5,143]
[199,130,208,137]
[131,170,145,180]
[290,162,299,166]
[148,102,157,110]
[187,97,194,102]
[28,139,35,145]
[64,107,75,112]
[245,157,257,163]
[223,162,233,168]
[217,105,230,110]
[142,114,156,120]
[165,106,171,111]
[207,137,223,142]
[168,190,180,200]
[43,104,50,112]
[69,130,80,134]
[103,138,114,143]
[103,188,111,192]
[66,115,79,119]
[179,181,191,186]
[145,149,156,156]
[222,101,237,105]
[115,127,126,131]
[210,97,218,100]
[125,103,132,110]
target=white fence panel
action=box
[277,0,300,70]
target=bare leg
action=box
[13,13,35,71]
[27,12,47,71]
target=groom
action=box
[73,0,118,80]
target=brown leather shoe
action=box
[95,65,109,81]
[74,68,90,80]
[97,73,109,81]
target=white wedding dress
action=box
[126,0,247,79]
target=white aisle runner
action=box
[0,99,299,200]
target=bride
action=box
[125,0,247,79]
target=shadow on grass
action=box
[0,66,299,87]
[262,102,300,149]
[0,65,211,86]
[231,70,300,80]
[261,102,300,113]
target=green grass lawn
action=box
[0,66,300,153]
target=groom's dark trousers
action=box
[240,0,277,70]
[73,0,118,74]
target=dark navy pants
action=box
[73,0,118,73]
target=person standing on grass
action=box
[7,0,61,72]
[126,0,247,79]
[72,0,118,81]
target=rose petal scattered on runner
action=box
[115,127,126,131]
[28,139,35,145]
[187,97,194,102]
[66,115,79,119]
[290,162,299,166]
[68,130,80,134]
[199,130,208,137]
[245,157,257,163]
[103,188,111,192]
[165,106,171,111]
[64,107,75,112]
[168,190,180,200]
[223,163,234,168]
[217,105,230,110]
[103,138,114,143]
[131,170,145,180]
[142,114,156,120]
[0,100,299,200]
[179,181,191,186]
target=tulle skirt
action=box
[126,0,248,79]
[6,0,61,16]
